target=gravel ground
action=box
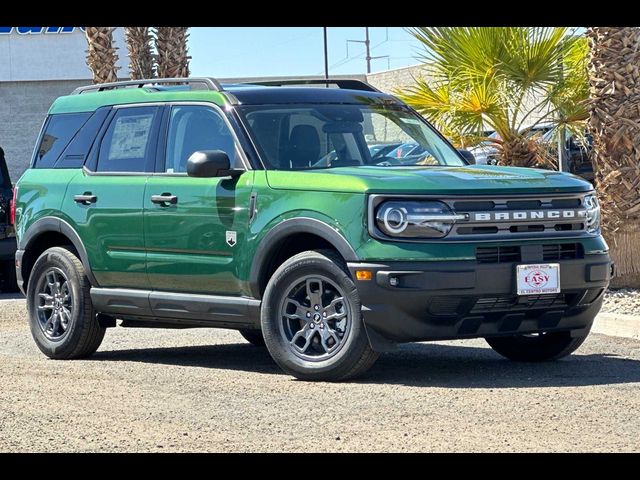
[1,297,639,452]
[602,289,640,315]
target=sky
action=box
[188,27,422,78]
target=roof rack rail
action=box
[248,78,380,92]
[71,77,223,95]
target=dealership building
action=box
[0,27,128,181]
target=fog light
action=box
[356,270,372,281]
[389,277,399,287]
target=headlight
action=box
[584,194,601,234]
[374,200,467,239]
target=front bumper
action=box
[348,253,612,345]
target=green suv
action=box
[14,78,612,381]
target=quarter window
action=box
[34,113,91,168]
[165,105,239,173]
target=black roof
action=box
[222,85,403,106]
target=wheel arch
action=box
[19,217,99,289]
[249,217,359,299]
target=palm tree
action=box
[125,27,155,80]
[154,27,190,78]
[397,27,588,168]
[587,27,640,287]
[84,27,120,84]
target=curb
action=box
[593,312,640,340]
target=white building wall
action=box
[0,27,128,81]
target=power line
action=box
[316,28,393,75]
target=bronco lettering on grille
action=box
[473,210,587,222]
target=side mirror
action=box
[457,148,476,164]
[186,150,242,178]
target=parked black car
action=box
[0,147,17,292]
[541,130,595,182]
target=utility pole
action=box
[365,27,371,74]
[347,27,389,74]
[323,27,329,87]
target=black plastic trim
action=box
[14,249,24,294]
[90,288,261,328]
[249,217,359,298]
[19,216,99,287]
[347,254,612,345]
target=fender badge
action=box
[226,231,237,247]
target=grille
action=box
[446,194,589,240]
[470,294,567,313]
[476,246,521,263]
[428,297,464,316]
[542,243,584,261]
[476,243,583,264]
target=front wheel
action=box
[26,247,105,359]
[486,328,591,362]
[261,250,379,381]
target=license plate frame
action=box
[516,263,561,296]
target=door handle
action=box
[74,193,97,205]
[151,194,178,206]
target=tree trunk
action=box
[498,136,557,170]
[587,27,640,287]
[125,27,155,80]
[154,27,190,78]
[608,225,640,288]
[85,27,120,84]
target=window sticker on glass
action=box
[109,114,153,160]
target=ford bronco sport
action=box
[14,77,612,381]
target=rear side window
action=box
[97,106,160,173]
[34,113,91,168]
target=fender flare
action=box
[249,217,359,298]
[19,216,99,287]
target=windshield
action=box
[239,104,466,170]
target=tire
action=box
[239,329,265,347]
[26,246,105,359]
[486,327,591,362]
[261,249,379,381]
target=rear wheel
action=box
[486,328,591,362]
[261,250,378,381]
[239,329,265,347]
[26,247,105,359]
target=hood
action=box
[266,165,593,195]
